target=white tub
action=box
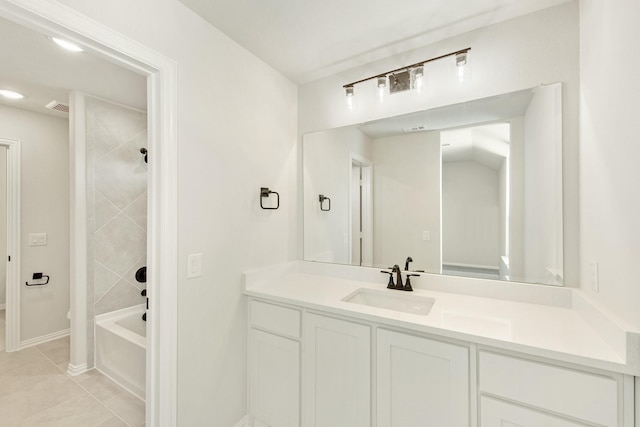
[96,305,146,400]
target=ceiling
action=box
[180,0,570,83]
[0,1,569,119]
[441,123,510,170]
[0,16,146,119]
[355,88,532,171]
[358,87,532,139]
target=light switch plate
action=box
[187,253,202,279]
[29,232,47,246]
[422,230,430,241]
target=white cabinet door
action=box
[377,329,469,427]
[480,396,590,427]
[249,328,300,427]
[302,313,370,427]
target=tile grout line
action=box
[94,256,147,308]
[34,344,134,427]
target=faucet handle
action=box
[380,270,395,289]
[404,274,420,292]
[391,265,405,289]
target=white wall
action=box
[0,104,70,342]
[298,1,580,285]
[303,126,371,264]
[508,117,525,280]
[52,0,298,424]
[498,158,507,259]
[579,0,640,329]
[0,147,6,307]
[523,84,563,284]
[372,132,441,272]
[442,161,500,268]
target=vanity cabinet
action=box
[246,297,635,427]
[248,300,301,427]
[302,313,371,427]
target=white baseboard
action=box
[232,415,249,427]
[232,415,270,427]
[19,328,70,350]
[67,362,88,376]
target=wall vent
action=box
[45,100,70,113]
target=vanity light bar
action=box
[343,47,471,96]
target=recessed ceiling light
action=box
[0,89,25,99]
[51,36,83,52]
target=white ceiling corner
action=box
[179,0,572,83]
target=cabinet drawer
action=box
[479,352,618,426]
[249,300,301,339]
[480,396,590,427]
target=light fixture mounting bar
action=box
[343,47,471,89]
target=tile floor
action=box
[0,332,145,426]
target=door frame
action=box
[349,152,373,267]
[0,1,179,426]
[0,137,20,352]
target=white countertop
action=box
[244,262,640,376]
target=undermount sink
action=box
[342,288,435,316]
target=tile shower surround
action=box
[86,97,147,367]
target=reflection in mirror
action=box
[441,123,510,281]
[304,83,563,286]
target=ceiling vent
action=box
[403,125,427,133]
[45,100,70,113]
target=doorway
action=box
[0,1,178,424]
[349,153,373,267]
[0,145,6,351]
[440,123,510,280]
[0,138,19,353]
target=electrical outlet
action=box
[422,230,430,241]
[589,260,599,292]
[187,253,202,279]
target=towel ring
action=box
[319,194,331,211]
[260,187,280,210]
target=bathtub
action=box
[95,304,146,400]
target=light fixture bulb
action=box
[412,65,424,90]
[456,52,468,67]
[377,76,387,89]
[345,86,354,97]
[0,89,24,99]
[51,36,83,52]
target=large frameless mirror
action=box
[303,83,563,285]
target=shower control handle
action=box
[135,266,147,283]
